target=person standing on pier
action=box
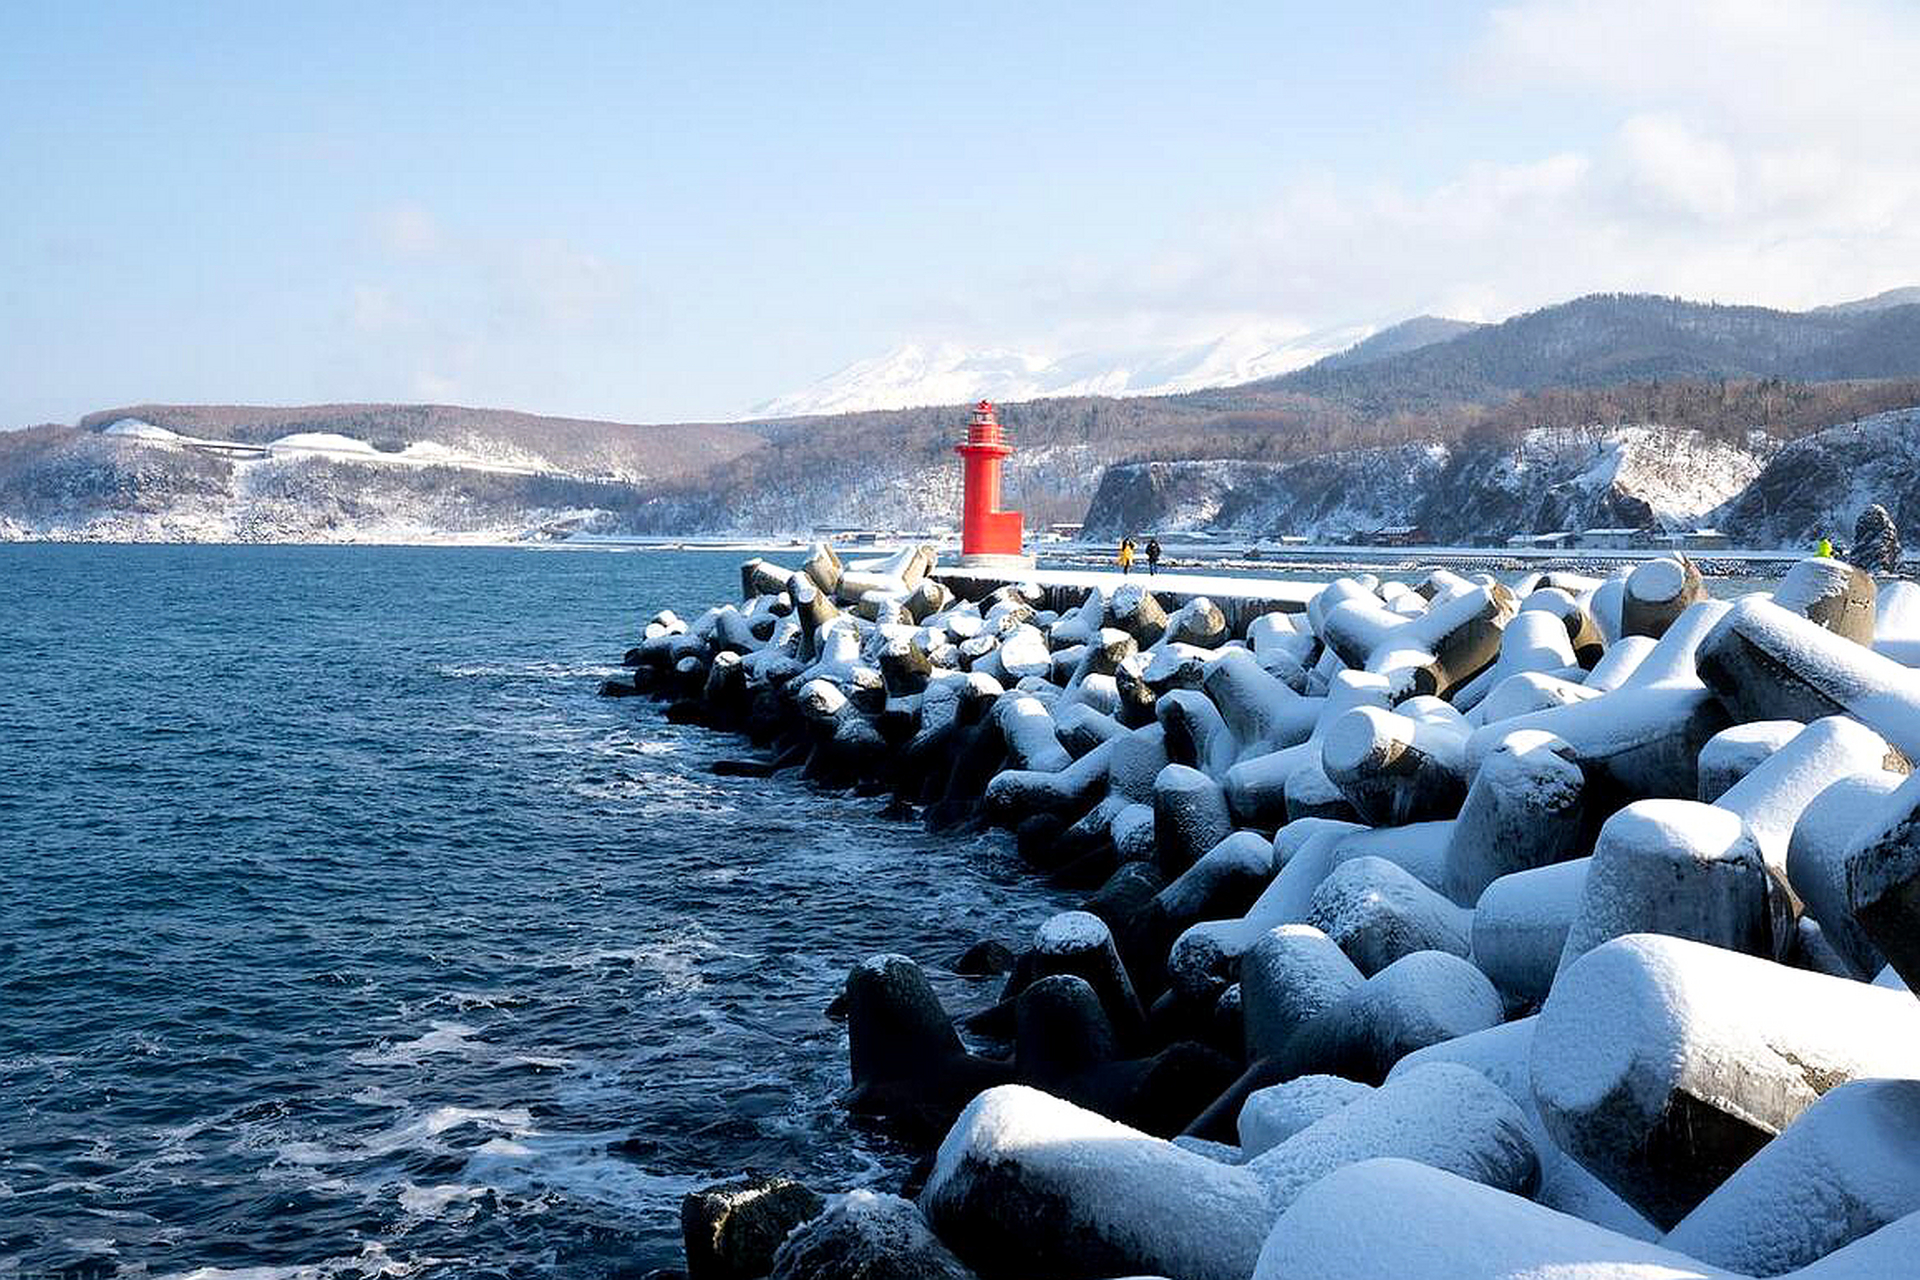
[1146,536,1162,576]
[1118,537,1135,575]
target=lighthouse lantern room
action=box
[954,400,1029,566]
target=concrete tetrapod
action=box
[1774,556,1877,644]
[1470,856,1590,1012]
[1389,1016,1657,1239]
[1713,715,1902,908]
[1236,1075,1373,1159]
[1694,596,1920,766]
[1253,1159,1739,1280]
[1319,704,1468,827]
[1532,933,1920,1230]
[921,1063,1537,1280]
[1786,771,1902,978]
[1664,1078,1920,1277]
[1443,728,1586,907]
[1557,799,1775,974]
[1842,768,1920,992]
[1697,721,1805,802]
[1621,555,1707,639]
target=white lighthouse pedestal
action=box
[957,551,1037,571]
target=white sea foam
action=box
[348,1021,479,1067]
[275,1105,535,1167]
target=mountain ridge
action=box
[8,288,1920,546]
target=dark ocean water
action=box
[0,545,1071,1280]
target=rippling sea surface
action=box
[0,545,1075,1280]
[0,546,1781,1278]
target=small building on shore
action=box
[1506,531,1578,550]
[1658,528,1732,552]
[1580,526,1658,550]
[1363,524,1430,547]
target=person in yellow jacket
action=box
[1118,538,1136,575]
[1817,536,1834,559]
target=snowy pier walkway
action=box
[933,565,1322,633]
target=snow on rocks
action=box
[1696,596,1920,764]
[1697,720,1805,802]
[1237,1074,1372,1159]
[1556,800,1776,973]
[1533,933,1920,1229]
[615,545,1920,1278]
[1841,769,1920,992]
[1774,556,1878,645]
[1664,1079,1920,1277]
[1621,555,1706,639]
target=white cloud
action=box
[374,203,444,256]
[982,0,1920,353]
[334,213,642,410]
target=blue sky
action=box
[4,0,1917,427]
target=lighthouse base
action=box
[956,552,1037,571]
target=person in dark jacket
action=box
[1145,537,1162,576]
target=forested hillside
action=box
[6,291,1920,544]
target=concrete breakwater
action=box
[605,540,1920,1280]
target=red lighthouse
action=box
[955,400,1025,563]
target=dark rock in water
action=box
[769,1190,975,1280]
[1081,858,1167,922]
[971,911,1148,1050]
[665,699,707,724]
[824,991,848,1021]
[845,954,1014,1140]
[599,675,643,698]
[1012,973,1238,1138]
[622,646,645,667]
[680,1174,824,1280]
[1047,840,1120,891]
[709,758,777,778]
[1013,813,1069,869]
[876,796,917,821]
[954,939,1015,976]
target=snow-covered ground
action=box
[103,418,554,475]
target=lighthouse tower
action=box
[954,400,1028,566]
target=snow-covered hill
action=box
[0,418,658,543]
[748,321,1375,418]
[1080,425,1773,543]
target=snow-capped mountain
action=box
[748,320,1376,418]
